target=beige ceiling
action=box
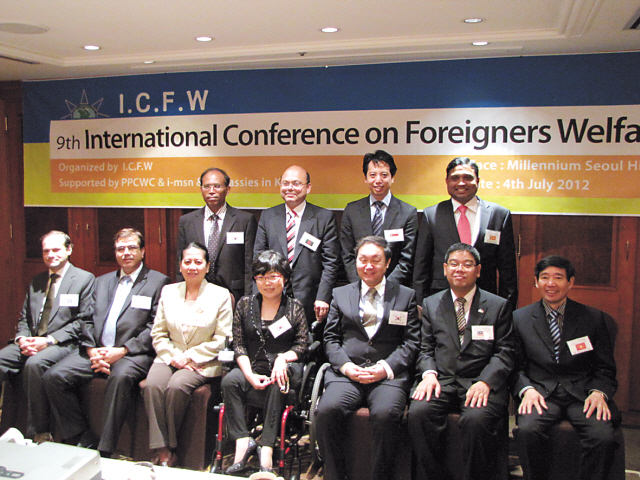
[0,0,639,81]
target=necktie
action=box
[206,213,220,282]
[455,297,466,345]
[362,288,378,328]
[372,201,384,237]
[286,211,297,263]
[548,310,562,362]
[457,205,472,245]
[102,275,131,347]
[38,273,59,336]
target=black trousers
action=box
[316,378,407,480]
[408,383,507,480]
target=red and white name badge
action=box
[567,336,594,355]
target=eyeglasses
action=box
[116,245,141,253]
[254,274,283,283]
[281,181,307,188]
[446,261,476,269]
[201,183,226,191]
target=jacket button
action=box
[367,341,373,346]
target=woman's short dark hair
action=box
[252,250,292,281]
[181,242,210,264]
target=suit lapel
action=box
[437,200,460,243]
[359,199,374,235]
[438,291,461,350]
[194,208,206,245]
[474,198,491,247]
[274,205,288,255]
[372,280,397,339]
[461,290,487,350]
[531,301,556,356]
[215,207,237,260]
[292,204,316,265]
[349,282,368,336]
[560,299,579,344]
[118,265,149,320]
[50,265,76,322]
[382,196,399,231]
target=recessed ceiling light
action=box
[83,45,100,51]
[0,23,49,34]
[472,41,489,46]
[196,36,213,42]
[321,27,339,33]
[464,18,484,24]
[143,61,155,64]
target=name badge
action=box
[131,295,152,310]
[218,349,235,362]
[472,325,494,340]
[389,310,408,326]
[299,232,321,252]
[384,229,404,242]
[227,232,244,244]
[59,294,79,307]
[269,316,292,338]
[567,336,593,355]
[484,229,501,245]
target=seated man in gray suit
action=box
[0,230,95,443]
[177,167,257,302]
[512,256,619,480]
[408,243,515,480]
[413,157,518,309]
[316,236,420,480]
[341,150,418,287]
[44,229,170,457]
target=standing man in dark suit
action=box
[254,165,340,324]
[341,150,417,287]
[0,231,95,443]
[44,229,170,457]
[512,256,619,480]
[413,157,518,309]
[408,243,515,480]
[177,167,257,302]
[316,236,420,480]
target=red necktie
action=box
[457,205,472,245]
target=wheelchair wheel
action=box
[308,362,331,465]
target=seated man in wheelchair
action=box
[221,250,310,475]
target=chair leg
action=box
[210,404,226,474]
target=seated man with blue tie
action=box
[0,230,95,443]
[316,236,420,480]
[512,256,620,480]
[44,228,170,457]
[408,243,515,480]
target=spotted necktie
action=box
[206,213,220,281]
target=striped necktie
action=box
[455,297,466,345]
[372,201,384,237]
[286,211,297,263]
[548,310,561,362]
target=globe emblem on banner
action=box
[62,89,109,119]
[72,104,97,119]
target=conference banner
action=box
[23,75,640,215]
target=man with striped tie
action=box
[512,256,619,480]
[254,165,340,325]
[408,242,515,480]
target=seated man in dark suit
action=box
[44,228,170,457]
[341,150,418,287]
[177,167,257,302]
[0,230,95,443]
[413,157,517,309]
[512,255,619,480]
[408,242,515,480]
[316,236,420,480]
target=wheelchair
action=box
[210,328,323,479]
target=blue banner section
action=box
[23,52,640,144]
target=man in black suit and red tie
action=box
[413,157,518,309]
[177,167,257,302]
[512,256,620,480]
[341,150,418,287]
[316,236,420,480]
[408,242,515,480]
[0,231,95,443]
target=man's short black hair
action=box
[534,255,575,281]
[362,150,397,177]
[446,157,479,179]
[200,167,230,187]
[444,242,481,265]
[355,235,392,262]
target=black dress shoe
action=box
[260,466,276,474]
[225,438,260,475]
[76,430,99,449]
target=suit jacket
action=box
[177,204,257,301]
[254,202,340,323]
[323,280,420,389]
[413,198,518,308]
[341,195,418,286]
[80,264,171,359]
[151,281,233,377]
[15,263,95,344]
[417,288,515,404]
[512,299,617,402]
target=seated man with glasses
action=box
[408,242,516,480]
[44,228,170,457]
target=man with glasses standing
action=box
[44,229,170,457]
[177,167,257,302]
[408,243,515,480]
[254,165,340,325]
